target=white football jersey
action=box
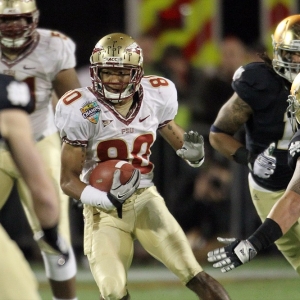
[0,29,76,140]
[55,75,178,187]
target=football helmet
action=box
[0,0,39,50]
[272,15,300,82]
[287,72,300,131]
[90,32,144,103]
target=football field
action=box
[35,256,300,300]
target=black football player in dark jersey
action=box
[0,74,70,298]
[207,71,300,273]
[207,15,300,274]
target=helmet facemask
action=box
[90,65,143,104]
[273,48,300,82]
[0,0,39,50]
[90,33,144,104]
[287,72,300,132]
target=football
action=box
[89,160,135,192]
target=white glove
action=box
[176,131,205,167]
[253,142,276,178]
[107,168,141,218]
[207,237,257,273]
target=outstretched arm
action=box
[207,157,300,273]
[267,157,300,234]
[159,120,204,167]
[1,109,59,229]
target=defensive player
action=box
[0,74,69,300]
[55,33,231,300]
[0,1,80,299]
[207,71,300,273]
[208,15,300,274]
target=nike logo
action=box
[23,65,36,70]
[139,115,150,122]
[117,192,127,199]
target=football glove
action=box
[176,131,205,167]
[207,237,257,273]
[107,168,141,218]
[253,142,276,178]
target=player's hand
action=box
[107,168,141,218]
[207,237,257,273]
[253,143,276,178]
[176,131,205,167]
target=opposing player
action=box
[208,15,300,275]
[55,33,231,300]
[0,74,69,300]
[0,1,80,299]
[207,72,300,273]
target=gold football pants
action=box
[0,225,41,300]
[83,186,203,299]
[0,132,70,245]
[249,173,300,275]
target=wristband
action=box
[186,156,205,168]
[248,218,283,252]
[232,146,255,170]
[232,147,249,165]
[42,224,59,246]
[80,185,114,210]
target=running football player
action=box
[0,1,80,299]
[207,71,300,273]
[55,32,230,300]
[208,15,300,274]
[0,74,69,300]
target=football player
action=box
[0,1,80,299]
[0,74,69,300]
[208,15,300,274]
[55,33,230,300]
[207,71,300,273]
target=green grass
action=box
[36,256,300,300]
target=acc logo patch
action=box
[102,120,113,127]
[80,101,101,124]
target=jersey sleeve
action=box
[156,78,178,128]
[288,129,300,170]
[55,92,92,147]
[232,63,283,110]
[44,30,77,80]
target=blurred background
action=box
[2,0,300,268]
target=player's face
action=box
[282,51,300,63]
[0,16,28,38]
[99,68,131,94]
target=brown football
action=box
[89,160,135,192]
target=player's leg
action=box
[0,149,17,209]
[248,174,300,275]
[83,205,133,299]
[134,186,230,300]
[18,133,77,300]
[0,224,41,300]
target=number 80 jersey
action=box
[55,76,178,187]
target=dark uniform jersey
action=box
[0,74,33,140]
[232,62,294,190]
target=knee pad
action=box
[41,246,77,281]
